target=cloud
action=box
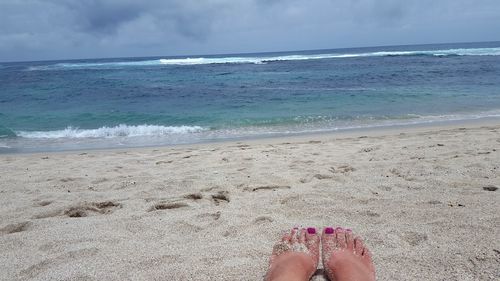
[0,0,499,61]
[56,0,145,35]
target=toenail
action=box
[307,227,316,234]
[346,228,352,232]
[325,227,334,234]
[336,227,343,231]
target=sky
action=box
[1,0,499,62]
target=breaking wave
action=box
[160,47,500,65]
[15,124,207,139]
[27,47,500,70]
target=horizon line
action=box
[2,40,499,64]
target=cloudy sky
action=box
[1,0,499,62]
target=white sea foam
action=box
[159,57,266,65]
[16,124,206,139]
[59,60,161,68]
[159,48,500,65]
[26,47,500,70]
[5,110,500,153]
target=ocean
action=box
[1,41,500,153]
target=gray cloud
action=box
[0,0,499,61]
[58,1,145,35]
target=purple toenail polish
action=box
[307,227,316,234]
[346,228,352,232]
[325,227,334,234]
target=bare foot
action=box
[266,227,320,281]
[322,227,376,281]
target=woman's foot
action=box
[322,227,376,281]
[266,227,320,281]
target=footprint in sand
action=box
[336,165,356,173]
[183,193,203,200]
[155,160,173,165]
[0,221,32,235]
[299,177,312,183]
[35,200,53,207]
[148,189,230,213]
[149,202,189,211]
[196,211,222,221]
[59,177,80,183]
[191,187,230,201]
[211,191,230,205]
[402,231,428,246]
[313,174,333,180]
[360,210,381,218]
[34,201,121,219]
[91,178,109,184]
[64,201,122,217]
[253,216,274,224]
[244,185,291,192]
[482,185,498,191]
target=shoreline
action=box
[3,115,500,156]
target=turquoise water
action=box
[1,41,500,152]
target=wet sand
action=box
[1,122,499,280]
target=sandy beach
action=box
[1,122,499,281]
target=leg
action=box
[266,227,320,281]
[322,227,376,281]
